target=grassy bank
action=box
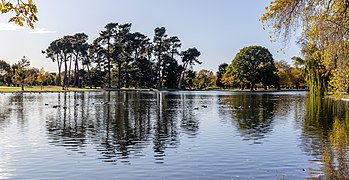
[0,86,104,93]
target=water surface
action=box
[0,91,348,179]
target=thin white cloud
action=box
[0,23,56,34]
[29,28,56,34]
[0,22,26,31]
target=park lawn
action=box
[0,86,104,93]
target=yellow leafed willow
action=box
[262,0,349,96]
[0,0,38,28]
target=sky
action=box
[0,0,301,73]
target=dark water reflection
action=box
[0,91,349,179]
[220,94,278,142]
[45,92,201,165]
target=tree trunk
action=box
[77,61,80,88]
[63,54,68,90]
[157,62,161,89]
[157,44,162,90]
[73,53,78,87]
[161,67,165,89]
[126,70,130,88]
[107,39,111,88]
[178,63,188,89]
[178,73,183,89]
[57,54,62,86]
[118,59,122,89]
[87,65,92,89]
[79,65,84,88]
[68,55,72,87]
[148,52,154,88]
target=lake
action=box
[0,91,348,179]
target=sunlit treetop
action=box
[0,0,38,28]
[261,0,349,44]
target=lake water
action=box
[0,91,348,179]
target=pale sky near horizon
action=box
[0,0,300,73]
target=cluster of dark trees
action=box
[0,44,306,92]
[43,23,202,90]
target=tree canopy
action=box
[224,46,278,90]
[193,69,215,90]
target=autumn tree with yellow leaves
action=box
[0,0,38,28]
[262,0,349,96]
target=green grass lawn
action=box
[0,86,104,93]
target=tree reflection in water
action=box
[0,94,15,130]
[45,91,200,164]
[46,93,87,152]
[301,96,349,179]
[220,94,277,142]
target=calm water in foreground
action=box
[0,91,349,179]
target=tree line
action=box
[42,41,306,91]
[0,56,218,91]
[0,45,306,92]
[42,23,204,90]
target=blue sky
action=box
[0,0,300,73]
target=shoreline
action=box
[0,86,311,93]
[3,87,349,102]
[213,89,309,93]
[0,86,104,93]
